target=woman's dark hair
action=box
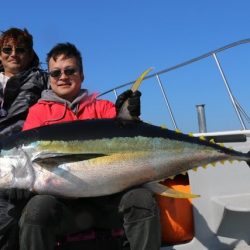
[0,28,33,50]
[0,27,40,69]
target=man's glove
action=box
[115,90,141,117]
[6,188,33,202]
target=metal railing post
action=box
[212,53,246,130]
[113,89,118,99]
[155,74,178,129]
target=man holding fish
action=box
[19,43,161,250]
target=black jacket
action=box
[0,68,48,249]
[0,68,48,139]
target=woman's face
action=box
[0,38,33,77]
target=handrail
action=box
[99,38,250,131]
[99,38,250,97]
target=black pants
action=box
[0,196,28,250]
[19,188,161,250]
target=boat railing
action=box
[99,39,250,132]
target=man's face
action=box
[0,39,32,77]
[48,54,83,102]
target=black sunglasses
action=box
[1,47,27,55]
[49,68,78,78]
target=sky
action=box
[1,0,250,133]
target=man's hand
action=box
[115,90,141,117]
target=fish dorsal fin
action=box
[144,182,200,199]
[33,153,106,167]
[118,67,153,120]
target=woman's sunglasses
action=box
[49,68,78,78]
[1,47,27,55]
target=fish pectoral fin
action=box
[33,153,106,166]
[143,182,200,199]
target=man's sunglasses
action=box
[1,47,27,55]
[49,68,78,78]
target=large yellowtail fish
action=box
[0,68,249,199]
[0,118,250,198]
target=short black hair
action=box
[46,42,83,76]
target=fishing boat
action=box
[98,39,250,250]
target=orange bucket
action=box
[156,175,194,244]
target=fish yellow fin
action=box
[168,176,175,180]
[131,67,153,92]
[160,124,167,129]
[118,67,153,120]
[144,182,200,199]
[209,138,215,143]
[175,129,182,133]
